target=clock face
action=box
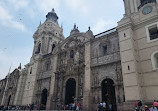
[142,5,153,15]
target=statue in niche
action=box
[80,86,83,96]
[79,77,83,96]
[97,96,100,103]
[74,51,79,64]
[69,66,72,71]
[80,77,83,84]
[57,88,60,97]
[119,68,123,81]
[95,96,98,104]
[94,78,96,86]
[57,80,61,97]
[115,68,118,81]
[57,82,60,97]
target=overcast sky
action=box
[0,0,124,79]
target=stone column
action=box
[32,41,36,56]
[46,55,58,109]
[62,85,66,105]
[115,84,119,103]
[13,72,23,105]
[124,0,131,15]
[83,42,91,110]
[41,37,45,54]
[1,75,9,105]
[98,87,102,103]
[129,0,135,13]
[134,0,138,12]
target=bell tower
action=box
[117,0,158,109]
[124,0,158,16]
[32,8,64,57]
[22,9,64,106]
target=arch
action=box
[101,78,117,111]
[139,0,157,9]
[99,77,115,86]
[70,50,74,59]
[65,78,76,105]
[51,44,56,52]
[140,0,153,4]
[64,77,77,86]
[45,60,51,71]
[151,51,158,70]
[40,88,48,110]
[103,45,107,55]
[7,95,11,106]
[35,43,41,54]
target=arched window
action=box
[45,60,51,71]
[46,63,50,70]
[27,82,30,89]
[30,67,32,74]
[138,0,156,10]
[52,44,55,52]
[140,0,146,4]
[103,45,107,55]
[35,43,41,54]
[141,0,155,4]
[70,50,74,59]
[38,43,41,53]
[151,51,158,70]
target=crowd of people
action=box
[0,103,36,111]
[60,103,81,110]
[1,100,158,111]
[98,102,113,111]
[0,103,81,111]
[135,100,158,111]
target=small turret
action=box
[18,63,21,70]
[70,24,80,36]
[86,26,93,37]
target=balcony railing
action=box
[138,0,156,10]
[91,52,120,67]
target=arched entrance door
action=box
[7,95,11,106]
[102,78,117,111]
[65,78,76,105]
[40,89,48,110]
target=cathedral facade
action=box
[0,0,158,111]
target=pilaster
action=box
[46,55,58,109]
[117,20,143,101]
[83,41,91,110]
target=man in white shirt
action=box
[150,105,157,111]
[102,102,106,111]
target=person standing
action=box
[134,101,137,111]
[98,103,102,111]
[149,105,157,111]
[153,100,158,109]
[102,102,106,111]
[109,104,112,111]
[138,100,142,111]
[30,103,34,111]
[76,103,79,110]
[144,105,149,111]
[3,106,6,111]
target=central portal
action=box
[65,78,76,105]
[40,89,48,110]
[102,78,117,111]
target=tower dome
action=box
[46,8,59,24]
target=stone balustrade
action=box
[91,52,120,67]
